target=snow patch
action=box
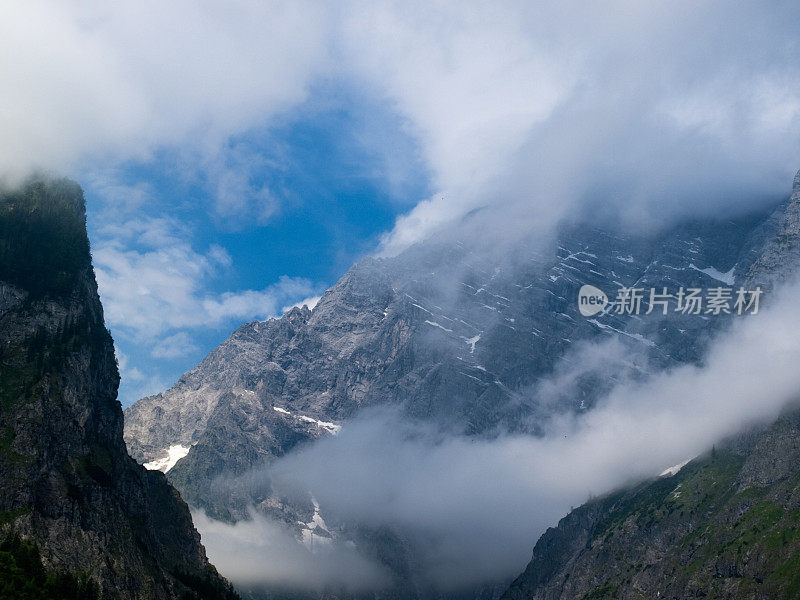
[274,406,340,434]
[298,415,342,434]
[464,334,481,354]
[660,459,691,477]
[425,320,454,333]
[689,264,735,285]
[588,319,656,347]
[144,444,191,473]
[298,499,333,551]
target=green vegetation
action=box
[0,534,100,600]
[172,565,240,600]
[581,581,618,599]
[0,507,30,526]
[557,448,800,598]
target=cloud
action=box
[114,346,170,404]
[114,347,145,382]
[95,211,321,404]
[92,215,319,345]
[193,509,390,592]
[151,332,200,359]
[281,295,322,314]
[342,1,573,253]
[202,141,282,228]
[196,277,800,591]
[348,1,800,255]
[0,0,330,181]
[4,1,799,242]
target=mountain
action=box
[0,178,237,600]
[501,403,800,600]
[124,171,800,594]
[498,171,800,600]
[126,203,781,507]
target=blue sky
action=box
[6,3,800,589]
[3,1,800,407]
[83,87,430,406]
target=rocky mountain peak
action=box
[124,170,800,598]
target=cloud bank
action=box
[5,1,800,387]
[199,277,800,591]
[357,1,800,254]
[193,510,390,593]
[0,0,329,182]
[3,1,799,242]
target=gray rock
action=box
[124,171,800,597]
[0,178,236,600]
[501,403,800,600]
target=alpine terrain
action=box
[125,171,800,596]
[499,170,800,600]
[0,178,237,600]
[501,405,800,600]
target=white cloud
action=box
[201,280,316,324]
[114,347,144,382]
[281,295,322,314]
[193,509,389,592]
[202,141,282,227]
[344,1,800,254]
[342,1,574,254]
[2,1,798,246]
[151,332,200,359]
[201,277,800,591]
[0,0,331,180]
[114,345,170,403]
[93,216,318,350]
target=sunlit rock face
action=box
[124,173,800,597]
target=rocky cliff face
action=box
[0,178,236,599]
[497,173,800,600]
[126,197,782,515]
[745,169,800,288]
[124,171,800,596]
[501,404,800,600]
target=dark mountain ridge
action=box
[0,178,236,599]
[501,402,800,600]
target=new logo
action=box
[578,284,608,317]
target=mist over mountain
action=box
[123,171,800,597]
[501,403,800,600]
[3,2,800,600]
[495,172,800,599]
